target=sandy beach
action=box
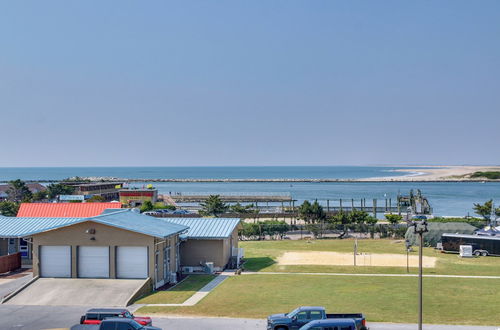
[361,165,500,182]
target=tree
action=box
[365,215,378,225]
[86,195,105,203]
[331,211,351,225]
[140,200,154,212]
[6,179,33,202]
[47,183,75,199]
[262,220,290,240]
[199,195,228,217]
[473,200,500,220]
[32,190,48,201]
[62,176,91,183]
[349,210,373,225]
[240,222,261,240]
[298,200,325,224]
[230,203,254,214]
[385,214,403,225]
[0,201,19,216]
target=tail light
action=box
[362,319,366,326]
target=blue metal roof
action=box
[161,218,241,239]
[0,217,82,238]
[0,210,189,239]
[90,210,189,238]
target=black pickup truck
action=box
[71,318,161,330]
[267,306,367,330]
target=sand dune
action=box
[359,165,500,182]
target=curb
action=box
[1,275,39,304]
[126,278,152,307]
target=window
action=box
[99,322,115,330]
[100,313,119,320]
[310,311,322,320]
[85,313,99,320]
[116,323,133,330]
[296,311,308,320]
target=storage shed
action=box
[161,218,242,272]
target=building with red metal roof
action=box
[17,202,122,218]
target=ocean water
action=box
[0,166,420,181]
[0,167,498,217]
[147,181,500,217]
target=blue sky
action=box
[0,1,499,166]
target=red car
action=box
[79,308,152,326]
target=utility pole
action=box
[405,239,410,273]
[354,238,358,266]
[411,219,428,330]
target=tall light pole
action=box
[411,219,428,330]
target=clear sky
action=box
[0,1,499,167]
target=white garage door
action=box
[40,246,71,278]
[78,246,109,278]
[116,246,148,279]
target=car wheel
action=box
[275,327,288,330]
[474,251,481,257]
[481,251,488,257]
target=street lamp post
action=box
[412,219,428,330]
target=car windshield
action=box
[287,307,301,318]
[129,320,144,329]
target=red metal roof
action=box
[17,203,122,218]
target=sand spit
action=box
[2,166,499,183]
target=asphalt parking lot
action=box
[0,305,498,330]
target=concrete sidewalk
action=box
[0,273,33,301]
[242,271,500,279]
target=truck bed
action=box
[326,313,364,319]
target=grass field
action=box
[138,274,500,326]
[136,275,215,304]
[240,239,500,276]
[137,239,500,325]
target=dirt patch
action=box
[278,251,436,268]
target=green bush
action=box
[427,217,485,228]
[470,171,500,179]
[240,221,291,240]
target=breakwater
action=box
[1,177,499,183]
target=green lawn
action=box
[138,274,500,326]
[240,239,500,276]
[136,275,215,304]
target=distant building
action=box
[119,188,158,207]
[17,202,122,218]
[69,182,123,201]
[0,183,46,201]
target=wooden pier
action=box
[164,194,293,203]
[161,190,431,218]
